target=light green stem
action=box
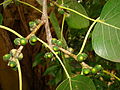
[54,2,120,31]
[0,25,23,90]
[16,59,22,90]
[0,25,23,38]
[77,17,100,55]
[37,38,72,89]
[54,2,95,22]
[37,38,70,78]
[62,0,64,5]
[0,0,12,6]
[61,14,66,41]
[103,70,120,81]
[17,0,42,13]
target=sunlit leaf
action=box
[92,0,120,62]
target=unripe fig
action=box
[3,54,11,61]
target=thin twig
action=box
[17,0,42,13]
[61,14,66,41]
[10,21,44,90]
[26,21,44,40]
[52,1,120,31]
[0,0,12,6]
[13,21,44,59]
[16,56,23,90]
[103,70,120,81]
[42,0,52,47]
[77,17,100,55]
[59,47,77,60]
[0,25,23,38]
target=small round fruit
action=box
[81,53,88,60]
[30,35,37,43]
[68,47,74,53]
[77,53,88,62]
[95,65,103,71]
[10,49,17,56]
[64,54,70,58]
[55,51,61,55]
[20,38,28,45]
[14,38,20,45]
[29,21,36,28]
[77,54,84,62]
[56,40,63,47]
[51,38,57,44]
[83,68,91,75]
[50,3,54,6]
[91,68,98,74]
[53,46,59,51]
[58,8,65,14]
[47,53,53,58]
[18,53,23,60]
[8,61,17,68]
[3,54,11,61]
[29,40,36,45]
[44,53,48,59]
[44,52,53,59]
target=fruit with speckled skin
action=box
[44,52,53,59]
[77,53,88,62]
[83,68,91,75]
[8,61,17,68]
[20,38,28,45]
[3,54,11,61]
[53,46,59,51]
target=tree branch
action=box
[42,0,52,47]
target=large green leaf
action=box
[56,75,96,90]
[58,0,89,29]
[92,0,120,62]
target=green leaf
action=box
[50,12,61,39]
[50,12,67,48]
[56,75,96,90]
[116,63,120,71]
[0,13,3,25]
[92,0,120,62]
[55,69,62,85]
[93,79,108,90]
[43,65,60,76]
[32,53,44,68]
[63,0,89,29]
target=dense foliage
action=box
[1,0,120,90]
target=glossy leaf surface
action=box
[92,0,120,62]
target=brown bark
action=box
[0,0,52,90]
